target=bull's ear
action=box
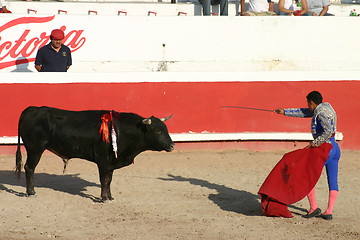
[142,118,152,125]
[160,114,173,122]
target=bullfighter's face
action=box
[307,100,317,112]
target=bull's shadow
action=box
[159,174,262,216]
[0,170,102,202]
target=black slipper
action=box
[317,214,333,220]
[302,208,321,218]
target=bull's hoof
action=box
[26,189,36,197]
[101,196,115,203]
[102,199,115,204]
[27,193,37,198]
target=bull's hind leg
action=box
[98,167,114,201]
[24,149,45,196]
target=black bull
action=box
[15,106,174,201]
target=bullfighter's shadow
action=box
[159,174,307,216]
[0,170,102,202]
[159,174,262,216]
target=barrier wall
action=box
[0,72,359,150]
[1,15,360,72]
[1,14,360,150]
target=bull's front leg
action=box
[98,167,114,202]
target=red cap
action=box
[50,29,65,40]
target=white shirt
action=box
[307,0,330,15]
[249,0,270,12]
[283,0,297,10]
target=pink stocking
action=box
[324,190,338,215]
[307,187,319,213]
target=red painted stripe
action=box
[1,81,358,149]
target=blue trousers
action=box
[325,137,341,191]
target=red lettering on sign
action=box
[0,16,86,69]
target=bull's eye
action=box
[155,129,161,134]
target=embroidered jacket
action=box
[284,102,337,147]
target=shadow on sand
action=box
[0,170,102,202]
[159,174,262,216]
[159,174,307,216]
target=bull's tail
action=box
[15,120,23,179]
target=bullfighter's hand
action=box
[274,108,284,115]
[305,142,316,149]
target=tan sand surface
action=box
[0,147,359,240]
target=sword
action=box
[221,106,275,112]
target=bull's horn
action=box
[160,114,173,122]
[142,118,152,125]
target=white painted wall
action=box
[1,14,360,73]
[1,71,360,83]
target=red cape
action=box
[258,143,332,218]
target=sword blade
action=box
[221,106,274,112]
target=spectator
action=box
[307,0,334,16]
[0,0,10,13]
[199,0,228,16]
[35,29,72,72]
[240,0,277,16]
[278,0,312,15]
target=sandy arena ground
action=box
[0,146,359,240]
